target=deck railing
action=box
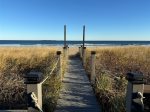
[126,72,150,112]
[79,48,150,112]
[0,51,63,112]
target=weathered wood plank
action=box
[144,85,150,93]
[55,57,101,112]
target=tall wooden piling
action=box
[83,25,85,48]
[63,25,68,60]
[64,25,66,47]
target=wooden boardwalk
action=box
[55,56,101,112]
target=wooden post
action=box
[57,51,62,81]
[82,25,85,58]
[24,72,43,112]
[79,47,81,57]
[63,25,69,60]
[91,51,96,84]
[64,25,66,47]
[67,46,69,57]
[79,46,81,53]
[83,47,86,66]
[63,46,68,60]
[126,73,144,112]
[80,45,83,58]
[83,25,85,48]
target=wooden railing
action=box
[126,72,150,112]
[79,47,150,112]
[0,51,63,112]
[79,46,96,84]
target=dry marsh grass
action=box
[85,46,150,112]
[0,47,62,110]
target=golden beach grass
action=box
[0,47,62,110]
[85,46,150,112]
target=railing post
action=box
[67,46,69,57]
[126,73,144,112]
[79,46,81,56]
[57,51,62,81]
[80,45,83,58]
[83,47,86,67]
[91,51,96,84]
[24,71,43,112]
[79,47,82,58]
[63,46,68,60]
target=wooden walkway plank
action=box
[55,57,101,112]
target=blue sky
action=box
[0,0,150,40]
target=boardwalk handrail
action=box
[24,51,62,112]
[41,57,60,84]
[0,56,60,112]
[125,72,150,112]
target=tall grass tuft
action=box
[85,46,150,112]
[0,47,62,110]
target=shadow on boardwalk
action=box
[55,55,101,112]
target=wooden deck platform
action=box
[55,56,101,112]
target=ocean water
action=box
[0,40,150,46]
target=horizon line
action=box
[0,40,150,41]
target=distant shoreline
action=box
[0,40,150,47]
